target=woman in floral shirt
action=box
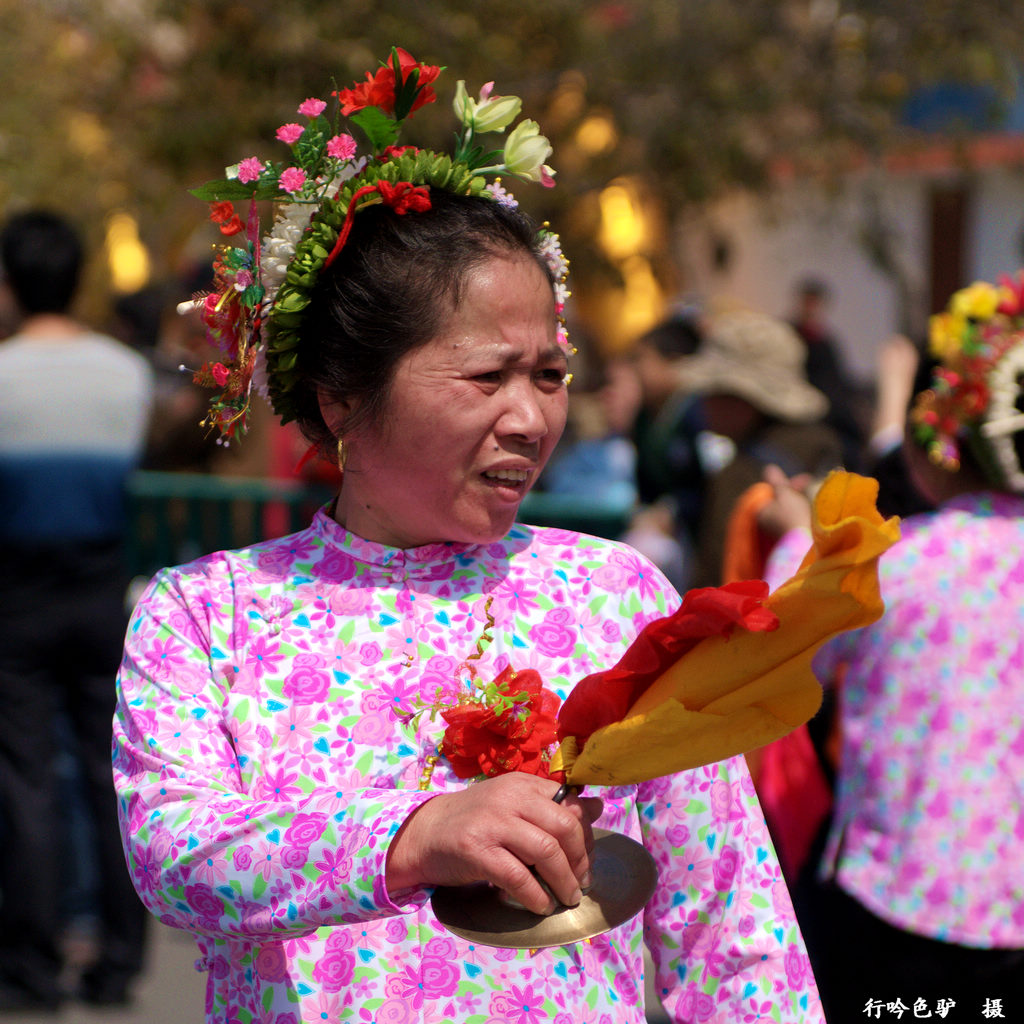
[760,278,1024,1022]
[114,53,822,1024]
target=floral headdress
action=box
[911,272,1024,491]
[187,47,571,443]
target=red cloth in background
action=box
[722,481,834,883]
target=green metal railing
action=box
[126,471,632,579]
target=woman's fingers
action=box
[385,773,602,911]
[501,802,592,910]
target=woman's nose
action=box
[499,382,548,441]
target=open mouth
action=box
[482,468,530,485]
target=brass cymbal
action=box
[430,829,658,949]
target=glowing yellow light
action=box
[67,111,109,159]
[597,183,646,261]
[575,113,618,156]
[619,255,664,341]
[105,212,150,294]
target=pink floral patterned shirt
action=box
[114,509,824,1023]
[766,492,1024,948]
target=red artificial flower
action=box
[201,289,243,359]
[209,200,234,222]
[997,271,1024,318]
[440,666,562,780]
[557,580,780,749]
[379,145,420,161]
[334,48,440,118]
[208,201,243,235]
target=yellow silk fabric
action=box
[561,470,900,787]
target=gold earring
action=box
[337,436,348,470]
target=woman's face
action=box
[333,254,568,548]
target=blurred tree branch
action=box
[2,0,1022,320]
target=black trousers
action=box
[796,878,1024,1023]
[0,540,147,1000]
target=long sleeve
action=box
[639,757,824,1022]
[114,566,438,941]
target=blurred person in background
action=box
[111,270,225,474]
[787,276,868,468]
[757,273,1024,1021]
[539,352,640,512]
[0,209,152,1009]
[680,309,843,588]
[630,313,708,549]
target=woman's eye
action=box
[538,368,567,384]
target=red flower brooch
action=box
[439,666,563,781]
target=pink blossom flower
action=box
[326,133,357,160]
[236,157,264,183]
[130,844,163,894]
[385,962,430,1011]
[494,984,546,1024]
[314,847,355,893]
[189,851,229,885]
[309,991,344,1024]
[423,936,458,960]
[258,765,303,802]
[255,841,277,881]
[279,167,307,194]
[676,849,716,894]
[710,778,747,821]
[298,98,326,117]
[247,636,284,678]
[276,123,304,145]
[743,997,775,1022]
[147,635,188,671]
[738,941,781,986]
[279,845,309,870]
[600,618,622,643]
[278,705,317,750]
[377,676,420,718]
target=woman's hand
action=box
[385,773,604,915]
[756,464,813,538]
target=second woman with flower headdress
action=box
[757,275,1024,1022]
[113,49,824,1023]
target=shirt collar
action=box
[311,506,484,572]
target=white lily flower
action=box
[453,80,522,133]
[502,119,554,183]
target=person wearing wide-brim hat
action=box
[678,309,830,423]
[681,309,844,588]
